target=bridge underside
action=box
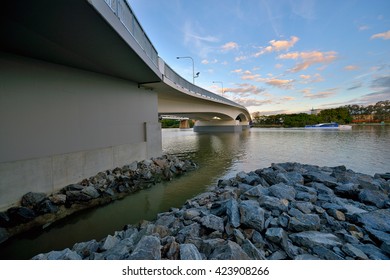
[145,81,251,132]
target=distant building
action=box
[310,108,322,115]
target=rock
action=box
[165,239,180,260]
[129,235,161,260]
[200,238,226,257]
[100,235,119,251]
[342,243,369,260]
[239,200,265,232]
[36,200,59,214]
[226,198,240,228]
[48,194,67,205]
[375,173,390,180]
[72,240,100,259]
[358,189,388,208]
[334,183,359,199]
[61,184,84,193]
[200,214,224,232]
[183,209,201,220]
[81,186,100,199]
[241,239,266,260]
[32,248,82,260]
[294,201,314,214]
[7,206,36,224]
[0,227,9,244]
[288,209,321,232]
[268,250,287,260]
[303,171,338,187]
[176,223,200,243]
[0,212,10,227]
[265,227,289,249]
[327,208,345,221]
[65,190,93,203]
[258,195,288,212]
[269,183,296,201]
[295,191,317,203]
[355,209,390,232]
[21,192,47,208]
[289,231,342,249]
[294,254,321,260]
[277,172,304,185]
[209,240,250,260]
[180,243,202,260]
[354,244,390,260]
[312,246,344,260]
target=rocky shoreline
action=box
[30,162,390,260]
[0,155,197,245]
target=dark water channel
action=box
[0,126,389,259]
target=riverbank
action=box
[32,162,390,260]
[0,155,197,245]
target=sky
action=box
[128,0,390,115]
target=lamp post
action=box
[176,56,199,84]
[212,81,224,96]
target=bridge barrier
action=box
[103,0,248,113]
[104,0,159,67]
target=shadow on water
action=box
[0,129,251,259]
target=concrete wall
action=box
[0,52,161,210]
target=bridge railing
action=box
[104,0,159,68]
[104,0,246,110]
[164,63,245,108]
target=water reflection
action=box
[1,126,389,259]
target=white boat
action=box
[305,122,352,130]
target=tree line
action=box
[252,100,389,127]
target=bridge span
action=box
[0,0,251,209]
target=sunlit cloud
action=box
[255,36,299,57]
[235,55,248,62]
[201,59,218,64]
[225,83,265,95]
[262,78,294,89]
[232,97,273,108]
[279,51,337,72]
[371,30,390,40]
[359,25,369,31]
[221,41,239,51]
[241,73,261,80]
[300,74,311,80]
[344,65,359,71]
[275,63,283,69]
[231,69,243,74]
[302,88,338,99]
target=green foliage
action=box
[160,119,194,128]
[160,119,180,128]
[344,100,390,122]
[252,105,359,127]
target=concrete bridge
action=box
[0,0,251,209]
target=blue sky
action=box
[129,0,390,114]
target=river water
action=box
[1,125,389,259]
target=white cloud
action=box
[302,88,338,99]
[371,30,390,40]
[279,51,337,72]
[344,65,359,71]
[255,36,299,57]
[221,41,239,51]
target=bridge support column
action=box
[193,120,244,132]
[179,119,190,129]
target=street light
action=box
[176,56,199,84]
[212,81,224,96]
